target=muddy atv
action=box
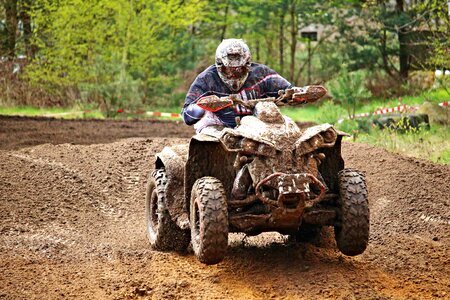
[145,88,369,265]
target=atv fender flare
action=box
[154,144,189,229]
[191,133,221,143]
[185,134,237,220]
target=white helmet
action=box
[215,39,251,92]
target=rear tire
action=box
[334,168,369,256]
[190,177,228,265]
[145,169,190,252]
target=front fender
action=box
[154,144,189,228]
[184,136,236,217]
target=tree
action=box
[3,0,17,58]
[327,67,371,120]
[221,0,338,84]
[420,0,450,70]
[27,0,207,110]
[20,0,33,58]
[334,0,449,81]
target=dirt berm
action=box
[0,116,449,299]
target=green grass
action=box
[1,89,449,164]
[0,105,70,115]
[0,105,184,120]
[281,104,320,122]
[356,89,449,115]
[2,88,447,122]
[0,105,104,119]
[354,124,450,164]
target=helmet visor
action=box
[218,65,249,80]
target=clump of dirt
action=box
[0,117,449,299]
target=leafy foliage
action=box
[316,100,346,124]
[356,122,450,164]
[26,0,206,113]
[1,0,449,116]
[327,67,371,119]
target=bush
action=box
[365,71,401,98]
[327,68,371,120]
[335,119,359,135]
[80,75,143,118]
[0,59,71,107]
[365,71,434,99]
[316,100,347,124]
[432,73,450,98]
[409,71,435,91]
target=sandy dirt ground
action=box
[0,115,449,300]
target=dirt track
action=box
[0,115,449,300]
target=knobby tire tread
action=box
[335,168,370,256]
[146,169,190,252]
[191,177,228,265]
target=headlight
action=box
[241,138,258,153]
[223,133,241,149]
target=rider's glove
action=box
[291,85,327,104]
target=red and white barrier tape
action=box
[355,101,448,118]
[116,108,181,118]
[35,100,450,119]
[43,111,85,117]
[39,109,181,118]
[145,111,181,118]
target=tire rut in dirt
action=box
[334,168,370,256]
[145,169,190,252]
[1,117,449,299]
[190,177,228,265]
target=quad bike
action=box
[145,86,370,265]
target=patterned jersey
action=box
[182,63,292,131]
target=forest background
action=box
[1,0,448,110]
[0,0,449,162]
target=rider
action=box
[182,38,323,132]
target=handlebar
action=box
[196,85,327,113]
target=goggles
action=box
[218,65,249,80]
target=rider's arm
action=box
[182,102,206,126]
[259,68,326,104]
[257,67,292,99]
[256,66,326,104]
[182,76,208,125]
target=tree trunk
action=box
[20,0,33,58]
[289,0,297,84]
[380,28,395,78]
[398,31,409,81]
[396,0,408,81]
[4,0,18,58]
[190,25,197,62]
[220,0,230,41]
[120,1,133,84]
[279,7,285,74]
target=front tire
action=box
[145,169,190,252]
[190,177,228,265]
[334,168,370,256]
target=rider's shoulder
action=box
[250,63,278,76]
[197,65,219,80]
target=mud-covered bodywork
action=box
[149,92,369,263]
[154,144,190,229]
[155,102,347,235]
